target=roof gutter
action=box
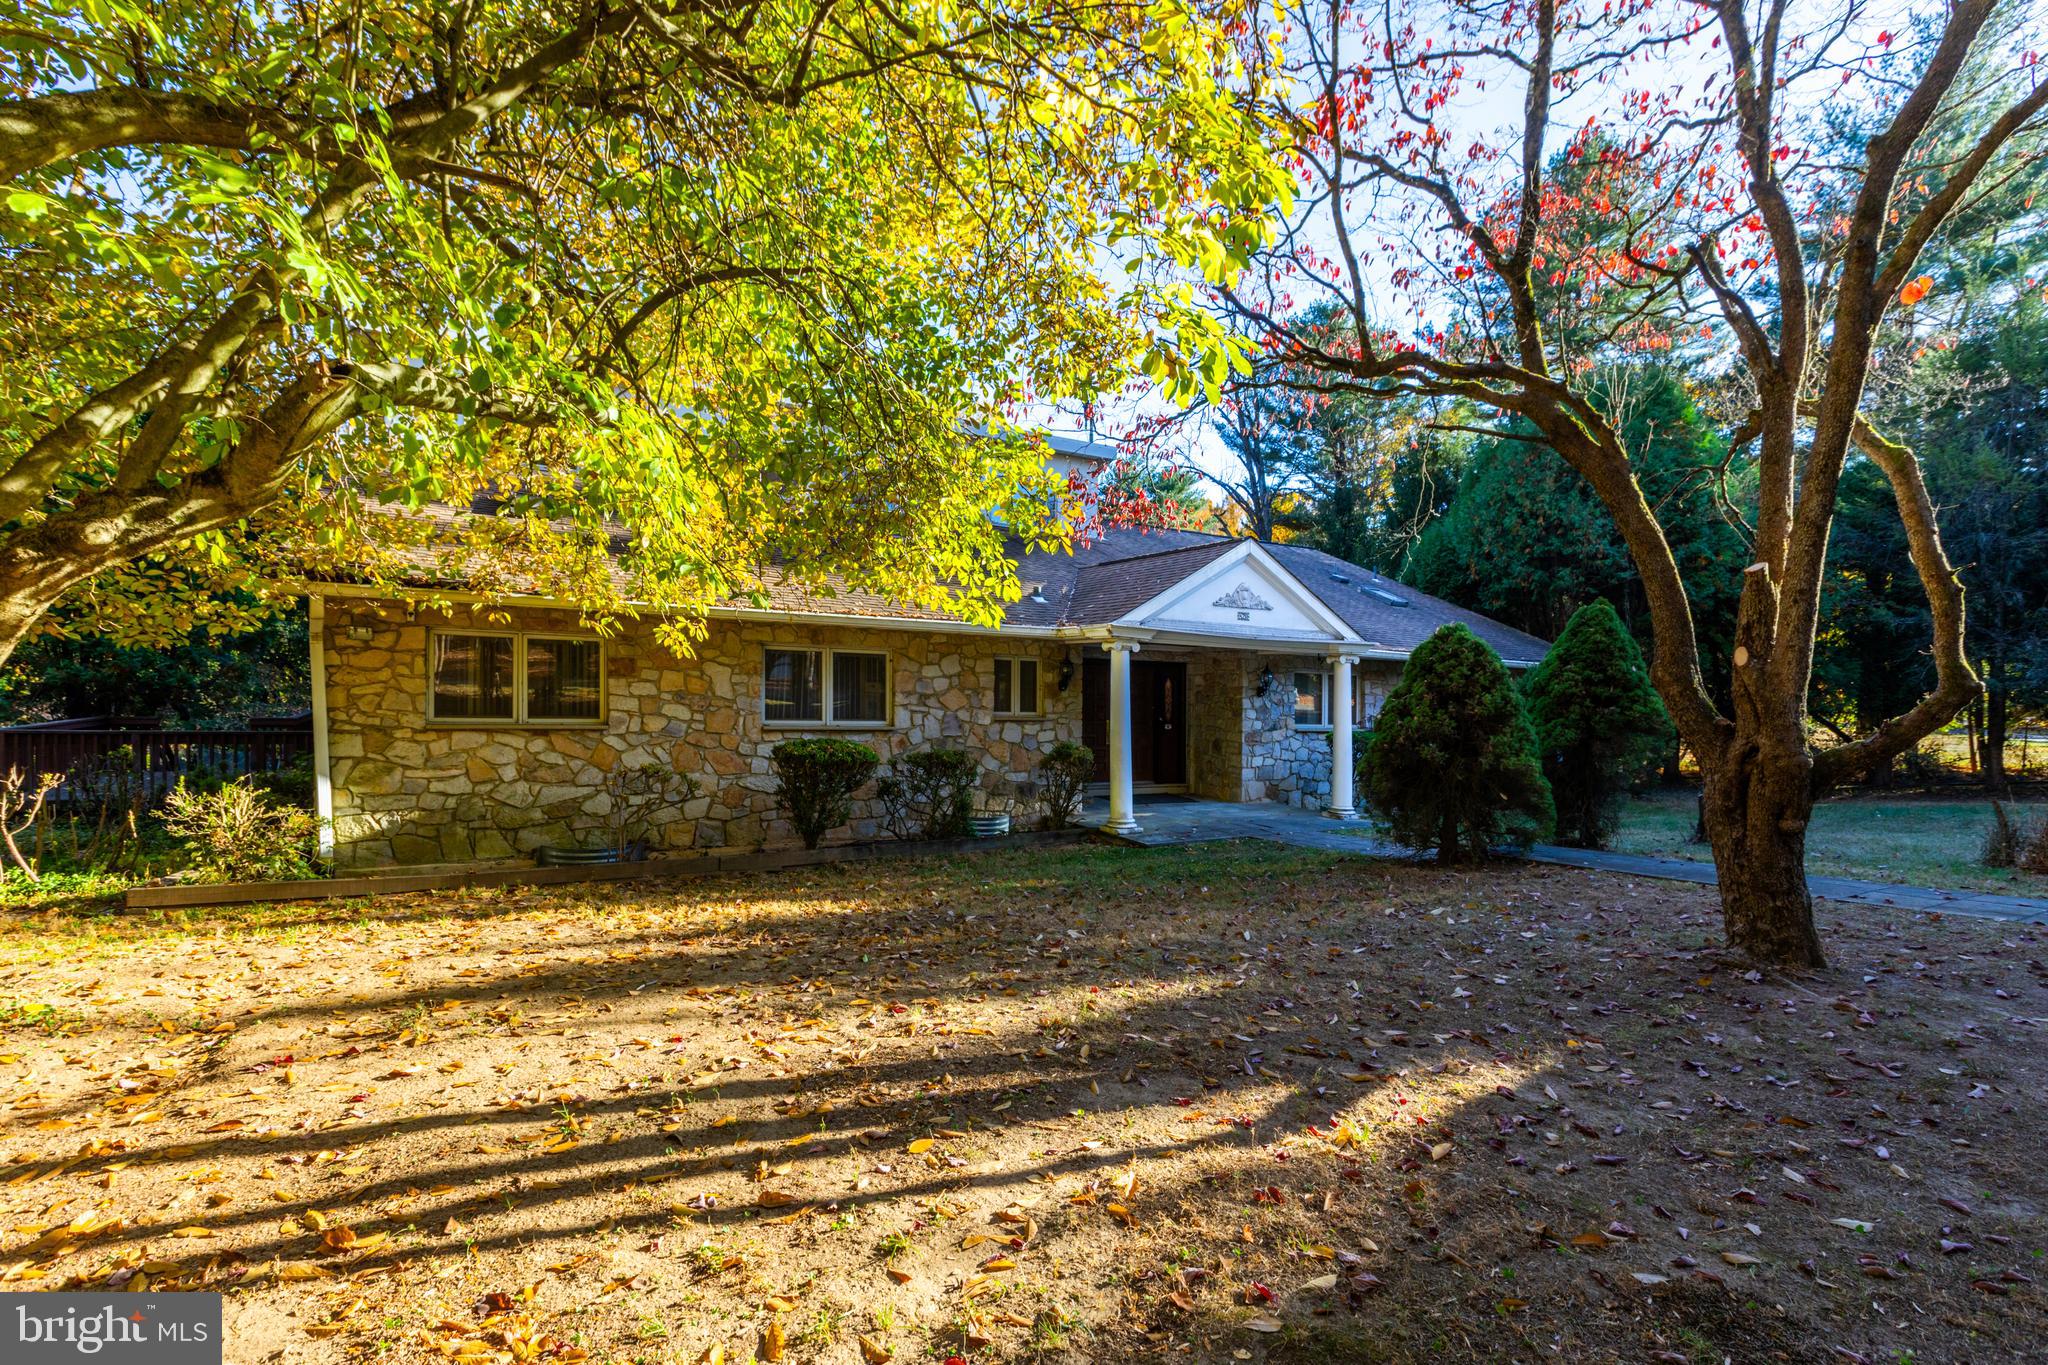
[285,580,1068,639]
[285,582,1539,665]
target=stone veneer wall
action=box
[1185,650,1251,801]
[321,598,1082,869]
[1236,655,1401,808]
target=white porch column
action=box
[310,592,335,859]
[1104,640,1141,834]
[1324,652,1358,819]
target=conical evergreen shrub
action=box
[1362,623,1552,861]
[1524,600,1671,848]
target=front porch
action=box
[1080,791,1403,851]
[1062,536,1400,835]
[1079,639,1391,836]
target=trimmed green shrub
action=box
[1524,600,1671,848]
[1362,623,1552,862]
[1036,741,1095,830]
[877,748,978,841]
[770,738,879,850]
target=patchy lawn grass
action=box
[1,841,2043,1365]
[1612,789,2048,897]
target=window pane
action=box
[765,649,823,722]
[1293,671,1325,725]
[528,638,602,720]
[1017,660,1038,714]
[833,652,888,723]
[994,659,1013,713]
[431,634,514,720]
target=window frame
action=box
[426,629,607,727]
[992,656,1042,717]
[1350,678,1377,730]
[1290,667,1377,732]
[761,646,895,730]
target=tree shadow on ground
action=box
[3,840,2044,1364]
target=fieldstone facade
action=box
[320,599,1082,869]
[1235,655,1400,808]
[318,598,1404,869]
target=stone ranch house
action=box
[309,527,1547,870]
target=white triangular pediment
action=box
[1118,542,1359,643]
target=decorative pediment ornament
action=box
[1211,583,1274,612]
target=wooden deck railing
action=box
[0,725,312,800]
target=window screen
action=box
[832,652,888,723]
[527,637,602,721]
[764,649,824,722]
[995,657,1040,715]
[432,634,515,720]
[1292,670,1326,726]
[1013,659,1038,714]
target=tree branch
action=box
[1810,413,1982,787]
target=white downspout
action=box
[309,592,335,861]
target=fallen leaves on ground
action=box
[0,841,2042,1362]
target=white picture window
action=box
[764,648,891,727]
[1292,670,1327,728]
[429,632,603,725]
[993,657,1040,716]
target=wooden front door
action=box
[1081,657,1188,785]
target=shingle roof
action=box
[1264,541,1550,663]
[332,512,1548,662]
[996,527,1548,663]
[1066,541,1236,623]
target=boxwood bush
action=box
[770,738,880,850]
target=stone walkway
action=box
[1082,796,2048,925]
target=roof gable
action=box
[1112,540,1361,644]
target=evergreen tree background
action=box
[1361,624,1553,861]
[1525,601,1671,847]
[0,608,308,726]
[1400,367,1747,708]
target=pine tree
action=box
[1525,601,1671,848]
[1362,624,1552,862]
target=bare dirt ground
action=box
[1,841,2043,1365]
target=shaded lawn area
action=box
[1,843,2044,1365]
[1611,789,2048,897]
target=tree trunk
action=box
[1983,673,2008,795]
[1700,750,1826,969]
